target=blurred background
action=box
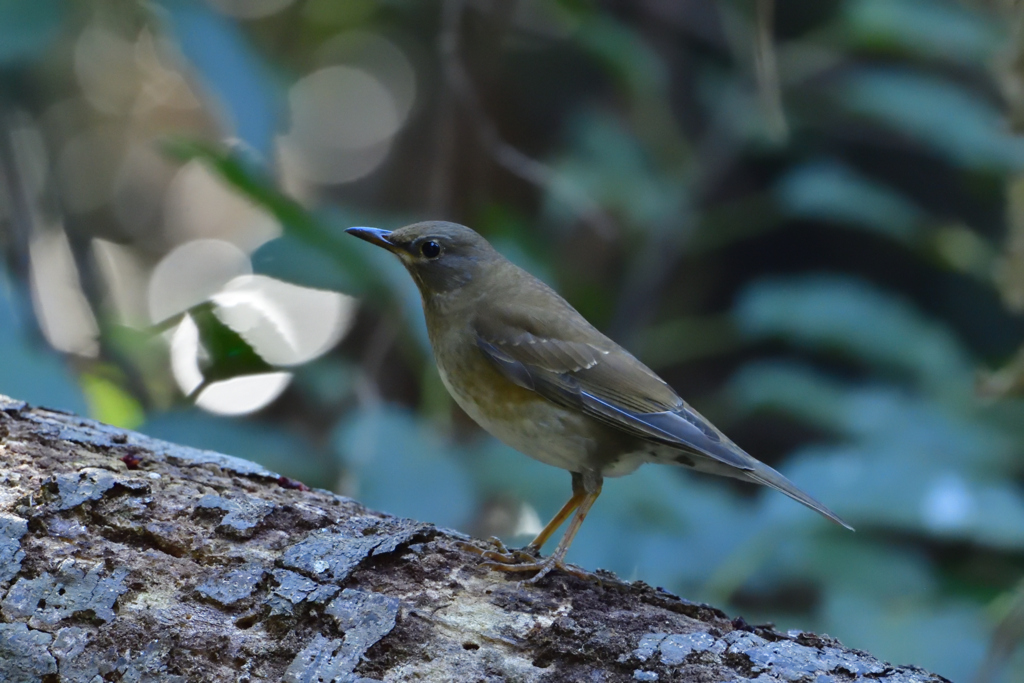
[1,0,1024,678]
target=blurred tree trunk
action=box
[0,395,947,683]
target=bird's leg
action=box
[483,472,603,583]
[523,472,588,553]
[461,472,586,563]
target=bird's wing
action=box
[474,307,853,530]
[473,307,745,464]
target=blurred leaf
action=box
[251,233,360,293]
[977,344,1024,399]
[697,67,780,145]
[189,301,275,392]
[730,361,1012,469]
[572,11,690,164]
[0,0,65,65]
[976,581,1024,683]
[332,404,474,529]
[163,139,381,290]
[752,533,937,602]
[156,0,280,156]
[999,177,1024,312]
[573,14,668,98]
[838,69,1024,170]
[206,274,355,367]
[547,111,683,230]
[734,275,974,398]
[843,0,1004,65]
[80,372,145,430]
[823,589,989,682]
[784,444,1024,549]
[731,361,852,432]
[931,224,997,279]
[775,160,925,242]
[103,324,175,403]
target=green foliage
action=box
[839,69,1024,171]
[546,111,686,231]
[186,301,276,394]
[80,371,145,429]
[844,0,1003,65]
[735,275,974,397]
[775,161,925,242]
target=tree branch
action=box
[0,394,948,682]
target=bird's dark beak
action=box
[345,227,397,252]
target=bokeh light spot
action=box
[316,32,416,120]
[73,23,139,114]
[921,473,975,532]
[290,65,399,149]
[92,238,149,325]
[164,160,281,250]
[211,274,357,366]
[281,62,411,185]
[30,229,100,358]
[195,372,292,415]
[148,239,251,324]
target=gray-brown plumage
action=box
[347,221,852,581]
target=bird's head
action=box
[346,221,502,297]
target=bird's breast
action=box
[428,322,641,476]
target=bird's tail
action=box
[743,460,854,531]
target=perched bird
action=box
[347,221,852,581]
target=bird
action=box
[346,221,852,581]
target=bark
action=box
[0,394,947,683]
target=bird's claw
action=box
[486,549,539,563]
[481,556,601,585]
[458,538,599,583]
[458,538,540,564]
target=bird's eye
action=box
[420,240,441,259]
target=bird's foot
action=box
[481,555,600,585]
[458,538,599,584]
[458,537,539,564]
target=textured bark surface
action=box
[0,394,948,682]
